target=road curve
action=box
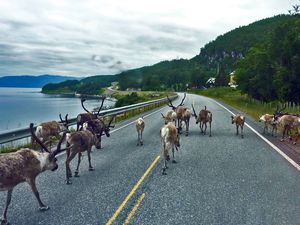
[1,93,300,225]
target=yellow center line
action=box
[122,193,146,225]
[105,155,160,225]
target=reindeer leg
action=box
[204,122,207,135]
[185,119,189,136]
[209,122,212,137]
[28,178,49,211]
[74,152,82,177]
[137,132,140,146]
[88,149,94,171]
[65,151,77,184]
[140,131,143,145]
[236,125,239,136]
[172,146,177,163]
[1,189,12,225]
[241,125,244,138]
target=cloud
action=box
[0,0,293,76]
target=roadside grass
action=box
[189,87,300,121]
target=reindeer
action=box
[259,114,277,136]
[192,104,212,137]
[161,110,177,125]
[231,114,245,138]
[160,122,180,175]
[167,93,191,136]
[76,97,106,131]
[65,117,114,184]
[273,114,300,142]
[0,123,66,225]
[33,114,69,150]
[136,117,145,146]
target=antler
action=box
[166,96,175,109]
[81,98,91,113]
[279,104,286,113]
[30,123,50,153]
[107,116,115,128]
[191,104,197,118]
[96,96,106,116]
[50,132,67,160]
[177,93,186,107]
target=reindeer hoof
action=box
[74,172,80,177]
[172,160,177,164]
[241,135,244,139]
[209,134,212,137]
[66,180,72,185]
[293,142,297,145]
[166,155,170,161]
[162,169,167,175]
[141,142,143,145]
[0,218,9,225]
[89,167,94,171]
[39,206,49,211]
[280,139,284,142]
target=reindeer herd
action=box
[259,105,300,144]
[1,94,300,225]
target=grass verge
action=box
[189,87,300,121]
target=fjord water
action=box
[0,88,114,133]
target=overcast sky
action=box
[0,0,294,77]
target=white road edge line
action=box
[212,99,300,171]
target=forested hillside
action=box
[117,15,292,91]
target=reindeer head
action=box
[231,115,235,124]
[103,116,115,137]
[59,113,69,132]
[30,123,66,171]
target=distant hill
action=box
[0,75,81,88]
[41,75,117,95]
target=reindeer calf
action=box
[136,118,145,146]
[160,122,180,175]
[0,124,65,225]
[231,114,245,138]
[192,105,212,136]
[259,114,277,136]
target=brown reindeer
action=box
[0,123,66,225]
[273,114,300,142]
[160,122,180,175]
[192,104,212,137]
[259,114,277,136]
[231,114,245,138]
[33,114,69,150]
[65,118,114,184]
[136,117,145,146]
[167,93,191,136]
[76,97,106,131]
[161,110,177,125]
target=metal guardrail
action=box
[0,95,177,145]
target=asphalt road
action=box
[1,93,300,225]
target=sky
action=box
[0,0,295,77]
